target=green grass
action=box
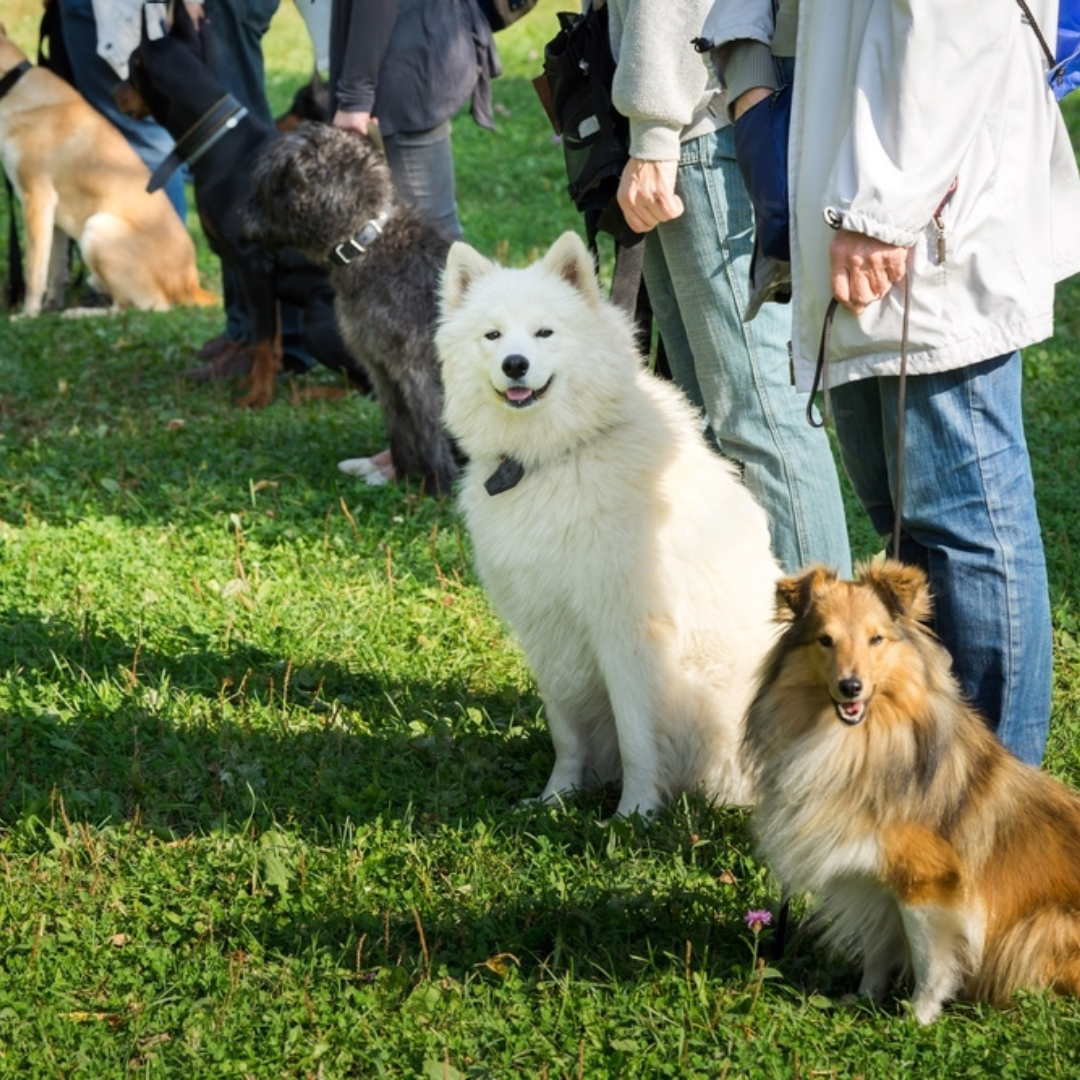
[3,2,1080,1075]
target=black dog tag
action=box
[484,457,525,496]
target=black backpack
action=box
[538,4,632,241]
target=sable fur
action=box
[244,123,457,494]
[745,561,1080,1023]
[436,232,782,816]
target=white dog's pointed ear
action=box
[442,241,494,312]
[542,231,602,307]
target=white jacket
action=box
[703,0,1080,390]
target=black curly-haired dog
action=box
[243,123,458,495]
[115,4,364,408]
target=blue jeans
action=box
[58,0,186,220]
[202,0,279,127]
[643,127,851,575]
[384,120,462,240]
[830,352,1051,766]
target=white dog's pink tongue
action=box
[506,387,532,403]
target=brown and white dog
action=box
[0,26,213,315]
[744,561,1080,1023]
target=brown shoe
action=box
[194,334,235,362]
[183,341,254,382]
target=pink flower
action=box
[744,909,772,933]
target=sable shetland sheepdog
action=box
[744,560,1080,1024]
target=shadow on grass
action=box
[0,607,862,1001]
[0,606,543,836]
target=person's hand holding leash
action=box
[830,230,909,315]
[333,110,384,151]
[333,109,373,137]
[617,158,684,234]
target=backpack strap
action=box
[1015,0,1057,69]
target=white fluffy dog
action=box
[436,232,781,817]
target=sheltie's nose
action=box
[838,677,863,699]
[502,354,529,380]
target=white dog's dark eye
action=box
[484,330,501,341]
[535,328,553,339]
[869,634,883,646]
[818,634,833,647]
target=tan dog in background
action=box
[744,561,1080,1022]
[0,26,214,315]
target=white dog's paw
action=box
[514,791,570,813]
[338,457,391,485]
[909,994,945,1025]
[614,791,664,820]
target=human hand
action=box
[617,158,684,234]
[829,230,909,315]
[731,85,772,121]
[184,3,206,27]
[333,109,372,137]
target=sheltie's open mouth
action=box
[834,699,867,726]
[498,376,553,409]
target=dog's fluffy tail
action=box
[973,907,1080,1003]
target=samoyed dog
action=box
[436,232,781,817]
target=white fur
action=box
[435,233,782,817]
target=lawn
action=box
[3,2,1080,1076]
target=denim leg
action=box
[383,122,462,240]
[640,238,703,409]
[643,128,851,575]
[200,0,278,340]
[57,0,186,220]
[831,353,1051,765]
[202,0,279,126]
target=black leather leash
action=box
[807,278,912,562]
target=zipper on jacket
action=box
[932,179,958,265]
[933,213,947,264]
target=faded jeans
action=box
[831,352,1051,766]
[643,126,851,575]
[384,120,462,240]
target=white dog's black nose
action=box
[838,677,863,699]
[502,355,529,380]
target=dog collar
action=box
[484,457,525,496]
[329,211,391,266]
[0,60,31,103]
[147,94,249,193]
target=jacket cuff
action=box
[335,80,376,116]
[629,121,683,163]
[723,41,779,117]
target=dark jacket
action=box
[329,0,500,137]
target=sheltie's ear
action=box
[775,564,838,621]
[859,559,933,625]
